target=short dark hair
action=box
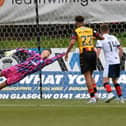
[75,16,84,23]
[43,49,52,54]
[100,24,109,33]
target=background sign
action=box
[0,0,126,24]
[0,48,126,99]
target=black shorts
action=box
[80,51,97,74]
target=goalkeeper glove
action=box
[4,49,16,57]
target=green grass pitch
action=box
[0,33,126,126]
[0,99,126,126]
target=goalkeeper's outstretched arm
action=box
[43,53,65,66]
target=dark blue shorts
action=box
[103,64,120,78]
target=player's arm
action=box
[118,45,123,58]
[65,39,76,61]
[43,53,65,66]
[96,40,102,57]
[96,48,102,58]
[114,37,123,58]
[93,31,104,40]
[65,31,77,61]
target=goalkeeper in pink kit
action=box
[0,48,65,90]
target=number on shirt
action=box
[81,35,93,46]
[108,41,116,51]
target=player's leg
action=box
[0,81,8,90]
[0,66,25,90]
[84,71,96,103]
[112,78,122,97]
[103,64,116,103]
[86,51,97,103]
[0,71,7,89]
[103,77,116,103]
[91,71,97,94]
[112,78,124,103]
[103,77,112,93]
[110,64,124,103]
[89,51,98,101]
[80,52,96,103]
[110,64,123,97]
[0,71,2,77]
[0,72,26,90]
[0,69,10,90]
[91,73,98,100]
[84,71,95,96]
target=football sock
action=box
[104,82,112,93]
[88,89,95,98]
[114,83,122,97]
[93,83,97,93]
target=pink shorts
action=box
[1,66,23,85]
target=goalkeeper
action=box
[0,48,65,90]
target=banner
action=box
[0,0,126,24]
[0,48,126,99]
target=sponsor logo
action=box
[11,0,126,7]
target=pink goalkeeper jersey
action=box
[1,48,65,85]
